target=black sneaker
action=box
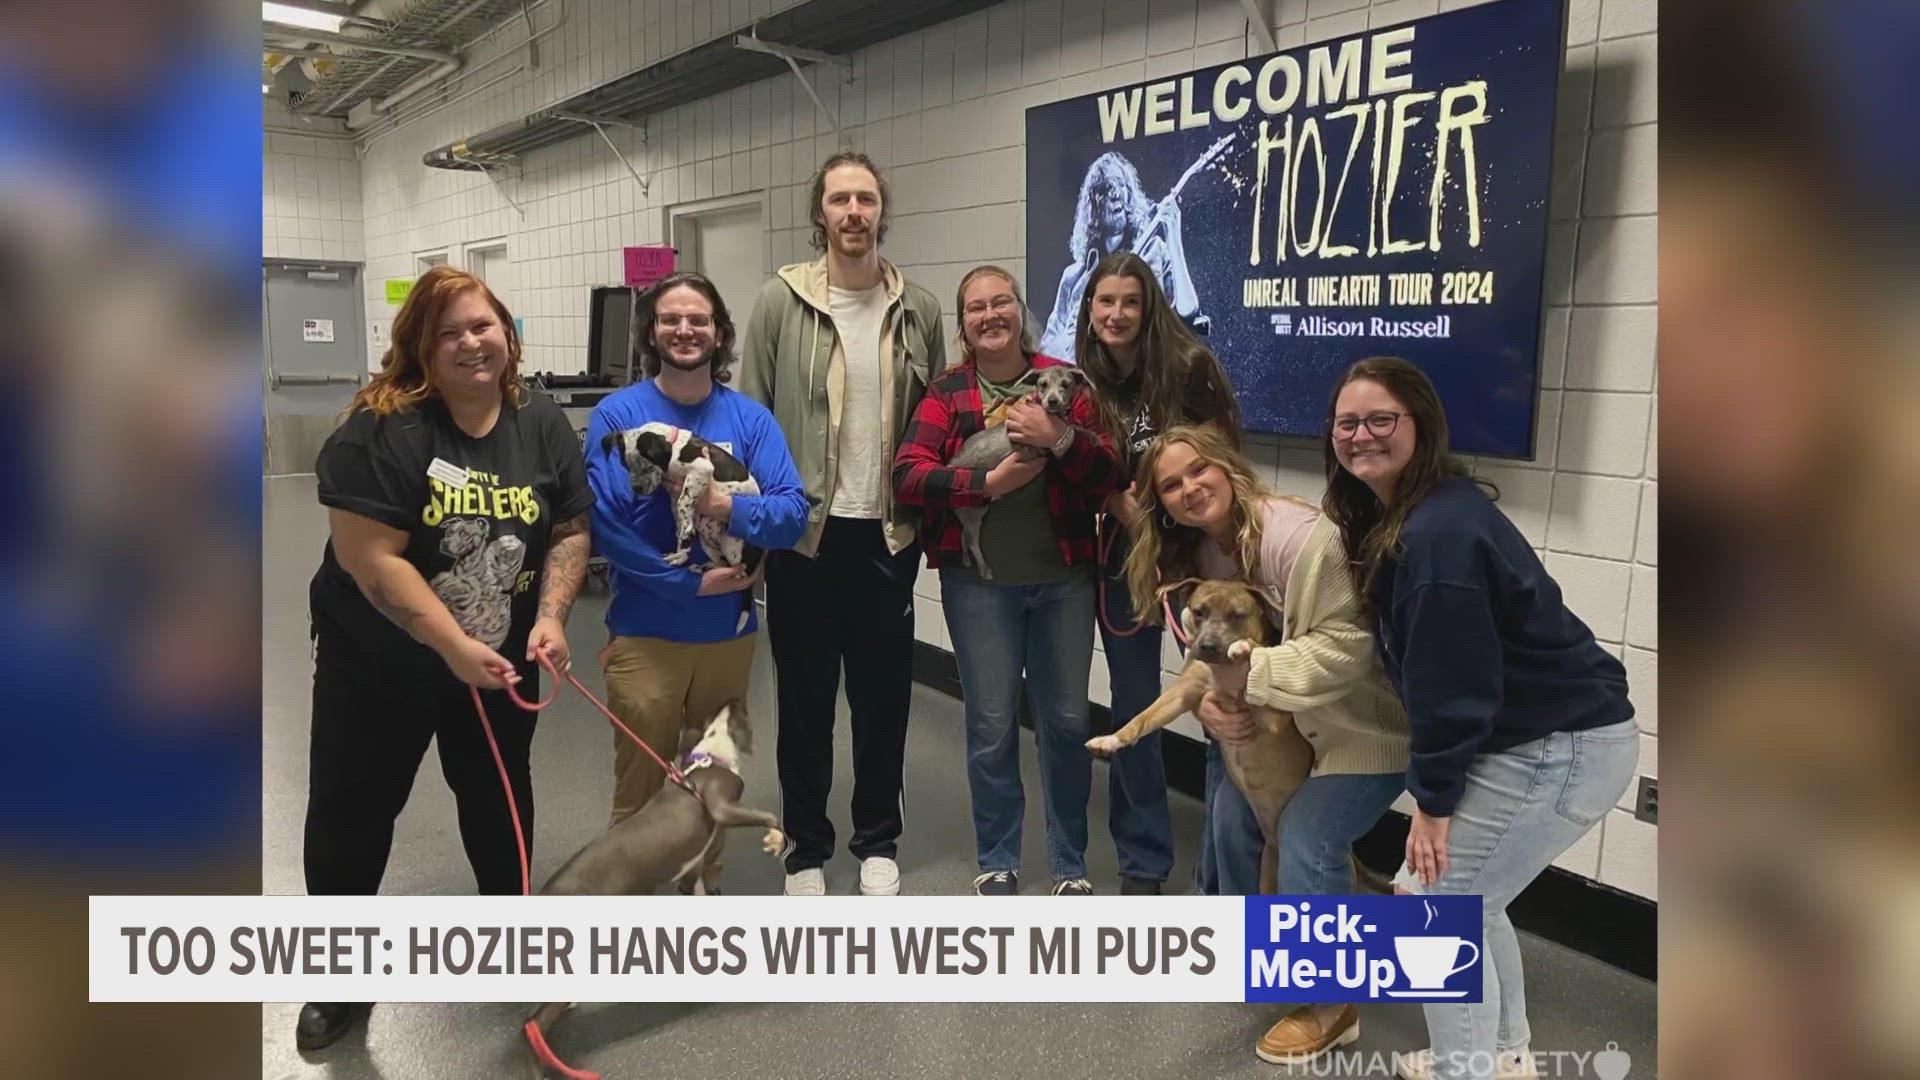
[1051,878,1094,896]
[972,870,1018,896]
[1120,876,1164,896]
[295,1002,366,1052]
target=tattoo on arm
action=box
[362,576,438,644]
[538,513,591,624]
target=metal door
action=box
[672,197,766,364]
[690,206,764,362]
[264,262,365,475]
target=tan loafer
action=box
[1255,1003,1360,1065]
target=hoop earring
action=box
[1160,509,1177,530]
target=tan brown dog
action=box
[1086,579,1313,893]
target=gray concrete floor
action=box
[263,475,1656,1079]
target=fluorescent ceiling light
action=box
[263,2,344,33]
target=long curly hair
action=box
[348,266,524,416]
[1074,250,1242,445]
[1320,357,1481,597]
[1068,153,1150,266]
[1123,425,1272,625]
[633,271,739,382]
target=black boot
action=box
[295,1002,366,1051]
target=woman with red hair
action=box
[297,267,593,1050]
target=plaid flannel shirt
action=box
[892,354,1126,569]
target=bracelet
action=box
[1049,426,1076,456]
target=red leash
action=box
[524,1020,601,1080]
[472,645,692,1080]
[1095,517,1147,639]
[470,648,690,898]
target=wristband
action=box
[1049,425,1076,456]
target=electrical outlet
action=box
[1633,776,1658,824]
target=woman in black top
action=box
[1072,250,1242,896]
[299,267,593,1050]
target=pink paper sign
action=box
[623,245,676,289]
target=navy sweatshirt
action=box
[1369,477,1633,817]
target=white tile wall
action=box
[341,0,1657,899]
[263,100,364,264]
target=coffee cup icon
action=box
[1393,935,1480,991]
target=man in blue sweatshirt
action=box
[584,273,809,876]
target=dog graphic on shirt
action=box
[430,517,526,650]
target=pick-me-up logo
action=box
[1243,895,1483,1004]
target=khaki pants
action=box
[602,633,759,836]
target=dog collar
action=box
[681,751,716,773]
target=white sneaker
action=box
[782,868,825,896]
[858,856,901,896]
[1396,1047,1537,1080]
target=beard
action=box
[832,226,873,255]
[658,348,713,373]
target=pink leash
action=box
[1095,517,1190,649]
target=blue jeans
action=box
[1398,720,1640,1079]
[1093,531,1175,882]
[1196,747,1403,895]
[940,567,1097,881]
[1278,771,1406,894]
[1194,739,1264,895]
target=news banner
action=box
[90,895,1481,1003]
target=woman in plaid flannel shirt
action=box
[892,264,1127,896]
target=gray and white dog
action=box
[946,365,1087,580]
[603,421,763,574]
[523,700,782,1079]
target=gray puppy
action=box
[946,365,1087,579]
[523,700,781,1078]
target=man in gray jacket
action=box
[739,152,945,897]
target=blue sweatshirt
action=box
[585,380,810,643]
[1369,477,1634,817]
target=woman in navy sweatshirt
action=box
[1321,357,1638,1080]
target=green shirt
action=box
[974,367,1070,584]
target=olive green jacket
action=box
[738,255,946,556]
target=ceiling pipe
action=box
[262,24,456,66]
[263,46,340,59]
[322,0,498,122]
[364,0,498,116]
[266,124,357,141]
[368,55,462,115]
[266,23,461,117]
[311,52,405,116]
[355,10,561,141]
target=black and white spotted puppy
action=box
[603,422,764,574]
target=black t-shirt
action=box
[1115,365,1223,474]
[310,394,594,670]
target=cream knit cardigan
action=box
[1238,506,1410,777]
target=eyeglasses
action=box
[1331,412,1411,439]
[657,313,713,329]
[963,295,1020,317]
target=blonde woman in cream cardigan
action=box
[1123,425,1409,1067]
